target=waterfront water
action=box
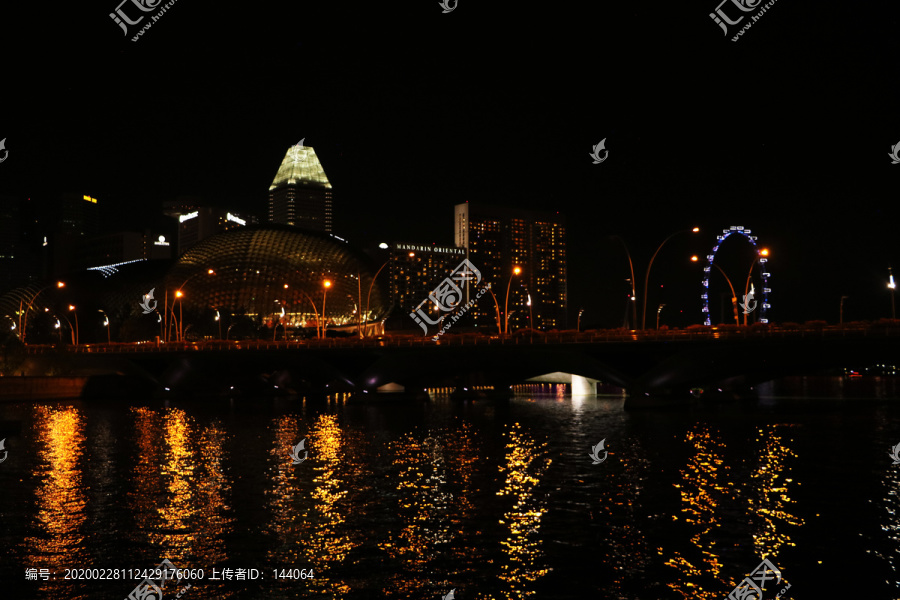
[1,377,900,599]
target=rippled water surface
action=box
[2,377,900,599]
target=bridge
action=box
[11,325,900,408]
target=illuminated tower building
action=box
[454,203,567,331]
[267,143,333,232]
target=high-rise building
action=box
[163,200,257,255]
[454,203,567,331]
[267,143,333,232]
[386,242,467,317]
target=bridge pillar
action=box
[571,374,598,396]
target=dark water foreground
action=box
[1,377,900,599]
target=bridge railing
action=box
[18,323,900,353]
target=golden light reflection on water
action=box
[593,439,653,597]
[495,422,550,599]
[378,427,455,596]
[664,425,734,600]
[22,405,88,573]
[748,425,803,559]
[266,413,355,598]
[664,423,802,599]
[128,407,234,587]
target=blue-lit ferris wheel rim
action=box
[701,226,771,326]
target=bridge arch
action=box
[701,226,771,326]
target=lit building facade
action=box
[454,203,567,331]
[167,225,388,332]
[387,242,466,317]
[267,143,333,232]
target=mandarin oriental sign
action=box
[395,243,464,255]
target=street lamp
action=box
[642,228,699,329]
[322,279,332,338]
[174,291,185,342]
[577,308,584,332]
[484,283,503,336]
[742,248,769,326]
[20,281,65,344]
[166,269,216,342]
[98,309,110,344]
[68,305,79,345]
[613,236,638,330]
[710,263,740,325]
[504,266,522,335]
[364,261,389,338]
[214,309,222,340]
[526,291,534,338]
[889,267,896,320]
[656,303,666,330]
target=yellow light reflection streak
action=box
[22,406,88,576]
[664,424,734,600]
[748,425,803,560]
[496,422,551,599]
[128,407,234,584]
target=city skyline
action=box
[1,5,898,327]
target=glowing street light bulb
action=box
[323,280,332,289]
[68,305,75,311]
[889,275,896,290]
[692,227,700,233]
[57,281,65,288]
[691,255,699,262]
[175,290,184,298]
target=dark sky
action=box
[1,0,898,327]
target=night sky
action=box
[2,1,898,328]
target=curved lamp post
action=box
[742,248,769,325]
[710,263,740,325]
[612,236,638,330]
[321,279,332,338]
[363,261,389,338]
[98,309,110,344]
[641,228,699,330]
[504,266,522,335]
[68,305,79,345]
[889,267,896,320]
[20,281,65,344]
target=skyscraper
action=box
[386,242,466,319]
[454,203,567,331]
[267,143,333,232]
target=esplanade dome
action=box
[166,225,389,330]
